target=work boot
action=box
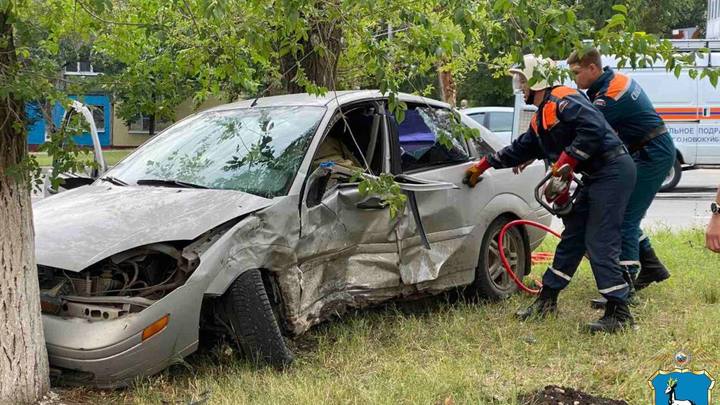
[516,287,559,320]
[585,299,636,333]
[635,246,670,290]
[590,271,638,309]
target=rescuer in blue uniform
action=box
[567,49,676,308]
[464,54,637,333]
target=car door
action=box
[44,101,108,195]
[295,100,402,315]
[389,102,496,286]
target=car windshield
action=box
[106,106,326,197]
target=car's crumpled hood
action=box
[33,185,274,272]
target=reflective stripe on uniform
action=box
[639,234,648,242]
[570,146,590,160]
[605,73,632,100]
[598,283,629,294]
[549,266,572,281]
[543,102,560,130]
[619,260,641,267]
[551,87,578,98]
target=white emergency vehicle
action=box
[511,39,720,191]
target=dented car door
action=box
[296,101,402,318]
[390,103,495,285]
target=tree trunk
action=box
[0,9,50,404]
[438,67,457,108]
[278,10,342,94]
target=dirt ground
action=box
[519,385,629,405]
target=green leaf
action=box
[566,10,576,25]
[396,107,405,124]
[611,4,628,15]
[492,0,511,13]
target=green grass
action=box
[62,229,720,404]
[31,149,133,167]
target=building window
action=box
[128,115,172,134]
[64,61,100,76]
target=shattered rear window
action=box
[108,106,326,197]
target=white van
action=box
[511,40,720,191]
[607,39,720,190]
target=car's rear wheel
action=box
[659,158,682,192]
[219,269,293,368]
[470,217,530,300]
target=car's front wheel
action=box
[219,269,293,368]
[469,216,530,300]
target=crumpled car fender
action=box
[200,197,301,296]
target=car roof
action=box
[206,90,450,111]
[461,106,514,114]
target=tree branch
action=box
[181,0,201,35]
[75,0,160,28]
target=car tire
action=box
[659,158,682,192]
[220,269,293,368]
[469,216,530,300]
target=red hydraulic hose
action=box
[498,219,562,295]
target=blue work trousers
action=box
[620,133,676,273]
[542,153,637,302]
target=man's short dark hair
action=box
[567,48,602,69]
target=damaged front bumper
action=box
[43,284,203,388]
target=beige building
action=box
[111,96,225,147]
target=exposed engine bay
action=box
[38,226,225,321]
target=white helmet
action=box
[508,54,556,91]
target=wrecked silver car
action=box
[34,91,552,387]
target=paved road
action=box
[645,169,720,230]
[550,169,720,231]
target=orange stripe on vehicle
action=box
[656,106,701,121]
[661,116,699,121]
[606,73,631,100]
[656,107,699,113]
[550,86,577,98]
[543,102,559,130]
[657,106,720,121]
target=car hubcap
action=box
[662,166,675,188]
[487,229,521,290]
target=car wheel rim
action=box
[662,166,675,188]
[487,228,522,291]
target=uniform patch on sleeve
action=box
[593,98,606,107]
[558,100,569,112]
